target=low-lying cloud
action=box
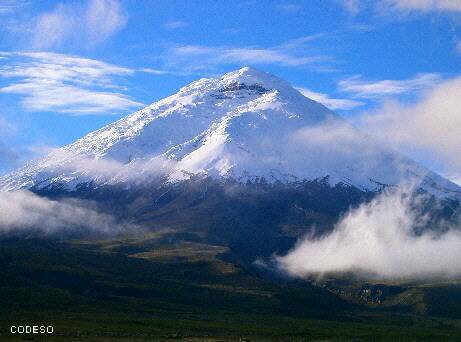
[278,187,461,280]
[356,76,461,184]
[279,119,427,192]
[0,189,137,235]
[0,148,179,191]
[51,150,176,183]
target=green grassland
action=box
[2,233,461,341]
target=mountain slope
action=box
[1,67,460,200]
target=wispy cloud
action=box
[0,116,18,167]
[337,0,361,15]
[276,3,301,12]
[444,172,461,186]
[0,52,143,115]
[0,118,57,174]
[0,116,14,132]
[138,68,169,75]
[30,0,126,49]
[379,0,461,14]
[278,186,461,280]
[338,73,441,98]
[169,45,323,67]
[339,0,461,16]
[0,0,29,14]
[456,40,461,55]
[278,33,330,49]
[164,35,333,72]
[163,20,188,30]
[296,87,364,110]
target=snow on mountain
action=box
[1,67,460,200]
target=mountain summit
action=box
[1,67,460,199]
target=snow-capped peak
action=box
[215,66,294,92]
[1,67,460,200]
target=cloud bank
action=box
[0,189,137,235]
[278,187,461,280]
[0,148,178,191]
[356,76,461,183]
[53,153,176,184]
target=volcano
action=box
[1,67,460,259]
[2,69,461,338]
[1,67,460,200]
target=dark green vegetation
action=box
[2,178,461,340]
[37,177,375,263]
[3,237,461,341]
[4,236,461,341]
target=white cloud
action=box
[85,0,126,44]
[163,35,332,72]
[51,152,176,184]
[0,189,137,234]
[278,186,461,280]
[2,83,140,114]
[381,0,461,13]
[0,117,18,167]
[339,73,441,98]
[163,21,188,30]
[296,87,364,110]
[355,76,461,177]
[338,0,461,15]
[0,144,17,168]
[0,0,29,14]
[276,4,301,12]
[0,52,143,115]
[0,148,177,190]
[456,40,461,55]
[251,119,431,193]
[139,68,169,75]
[276,33,331,49]
[338,73,441,98]
[0,116,14,132]
[338,0,361,15]
[169,45,324,68]
[0,118,58,173]
[30,0,126,49]
[444,173,461,186]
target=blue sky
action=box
[0,0,460,182]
